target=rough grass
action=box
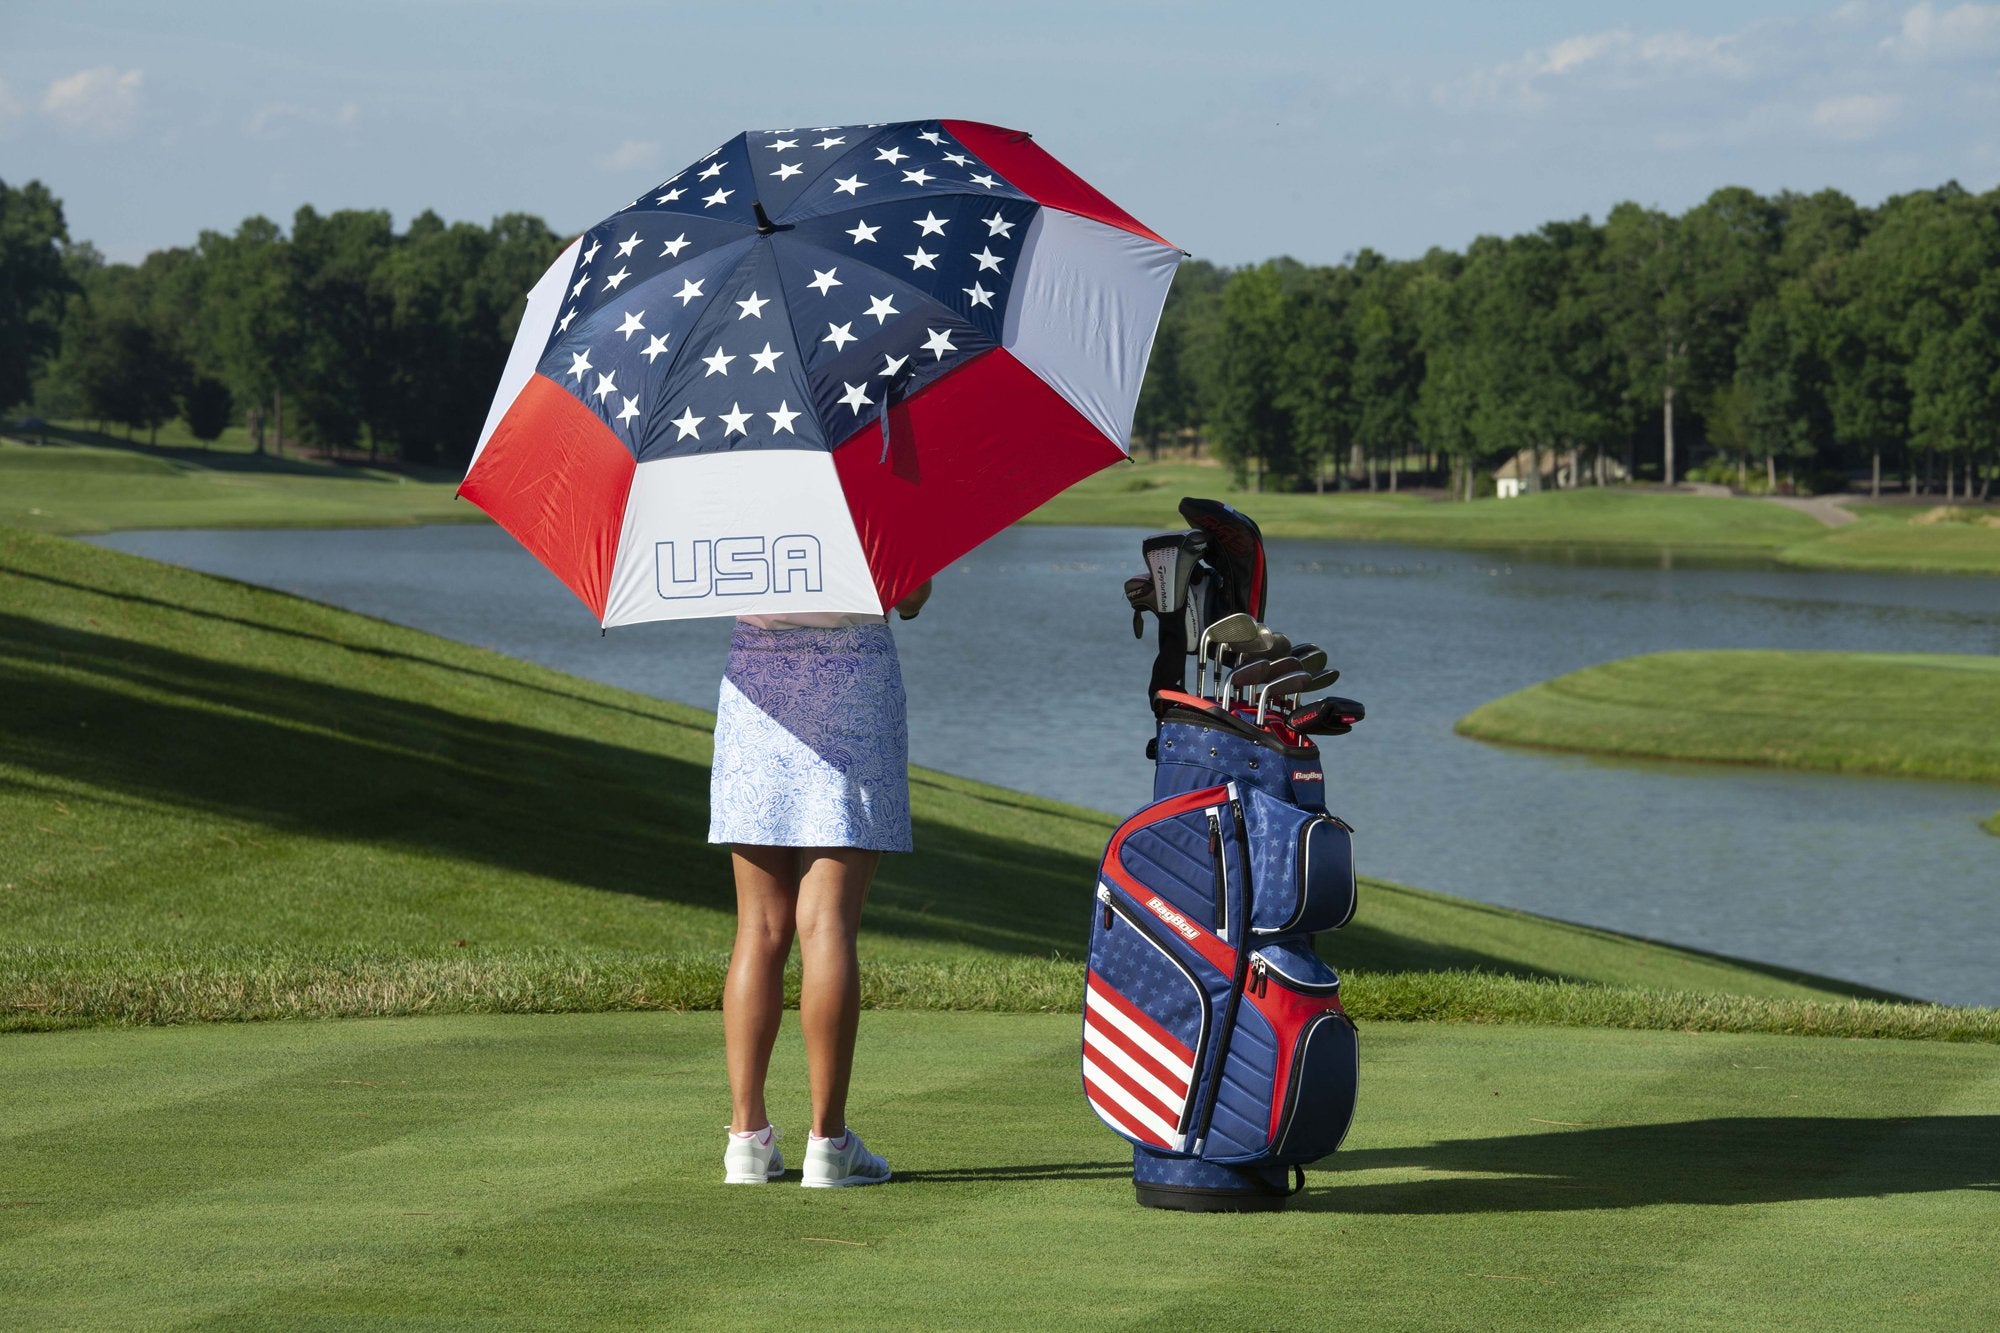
[5,1012,2000,1329]
[11,527,1966,1041]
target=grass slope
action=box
[1459,648,2000,789]
[11,527,1973,1038]
[5,1012,1999,1329]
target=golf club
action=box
[1237,655,1300,708]
[1192,612,1258,699]
[1289,694,1365,734]
[1285,667,1340,709]
[1223,657,1282,712]
[1256,670,1313,726]
[1141,530,1208,615]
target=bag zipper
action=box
[1206,808,1227,939]
[1094,884,1213,1137]
[1252,947,1342,995]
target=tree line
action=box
[1137,182,1999,500]
[3,176,1996,495]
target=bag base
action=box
[1131,1147,1294,1213]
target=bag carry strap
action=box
[1288,1165,1307,1197]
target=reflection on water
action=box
[88,524,2000,1005]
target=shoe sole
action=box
[800,1170,891,1189]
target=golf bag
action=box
[1088,506,1361,1213]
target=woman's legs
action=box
[725,844,799,1134]
[795,847,879,1138]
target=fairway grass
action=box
[1457,650,2000,833]
[5,1012,1999,1329]
[8,526,1958,1040]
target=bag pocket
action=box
[1249,940,1359,1165]
[1083,885,1218,1155]
[1238,784,1358,935]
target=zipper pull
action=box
[1096,883,1113,930]
[1207,809,1221,856]
[1252,957,1269,997]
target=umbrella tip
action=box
[753,200,778,235]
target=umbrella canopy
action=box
[463,119,1181,626]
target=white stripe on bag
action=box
[1084,985,1195,1084]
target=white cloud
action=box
[42,66,143,137]
[1883,3,2000,59]
[1810,92,1902,138]
[597,139,662,172]
[246,100,361,139]
[1436,24,1757,110]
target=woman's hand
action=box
[894,579,933,621]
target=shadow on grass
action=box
[14,424,459,483]
[891,1161,1130,1184]
[1303,1116,2000,1214]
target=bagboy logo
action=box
[656,535,824,600]
[1292,770,1322,783]
[1146,895,1202,942]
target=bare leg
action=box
[725,844,799,1134]
[795,847,879,1138]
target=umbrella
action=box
[462,119,1181,626]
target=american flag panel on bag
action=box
[1082,971,1198,1151]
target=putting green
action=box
[4,1013,1998,1329]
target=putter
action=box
[1256,671,1313,727]
[1192,612,1258,699]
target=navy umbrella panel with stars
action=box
[533,120,1040,463]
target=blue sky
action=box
[5,1,1997,267]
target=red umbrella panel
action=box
[462,119,1181,626]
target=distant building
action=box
[1494,448,1628,498]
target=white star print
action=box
[863,294,898,324]
[906,246,937,271]
[736,291,770,319]
[661,233,691,258]
[616,231,641,258]
[604,266,632,290]
[879,353,909,377]
[823,322,857,351]
[674,278,705,305]
[943,152,970,166]
[766,137,799,151]
[767,401,801,434]
[914,211,947,236]
[702,346,736,376]
[616,395,641,425]
[656,187,684,203]
[972,247,1004,272]
[983,212,1015,238]
[698,161,725,180]
[875,146,907,164]
[582,240,601,264]
[771,162,802,180]
[568,349,593,381]
[919,130,946,145]
[642,334,671,363]
[921,328,956,359]
[557,308,576,332]
[833,175,865,195]
[616,310,646,339]
[571,275,589,299]
[902,168,935,186]
[815,135,846,149]
[593,371,618,401]
[749,343,783,372]
[720,403,752,436]
[964,282,994,308]
[808,268,842,295]
[839,382,873,413]
[846,220,880,244]
[703,188,734,208]
[671,407,703,440]
[969,172,998,189]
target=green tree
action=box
[0,178,75,411]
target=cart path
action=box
[1679,482,1856,527]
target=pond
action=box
[89,523,2000,1006]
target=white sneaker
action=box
[801,1128,891,1188]
[723,1125,784,1184]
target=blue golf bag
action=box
[1084,689,1360,1211]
